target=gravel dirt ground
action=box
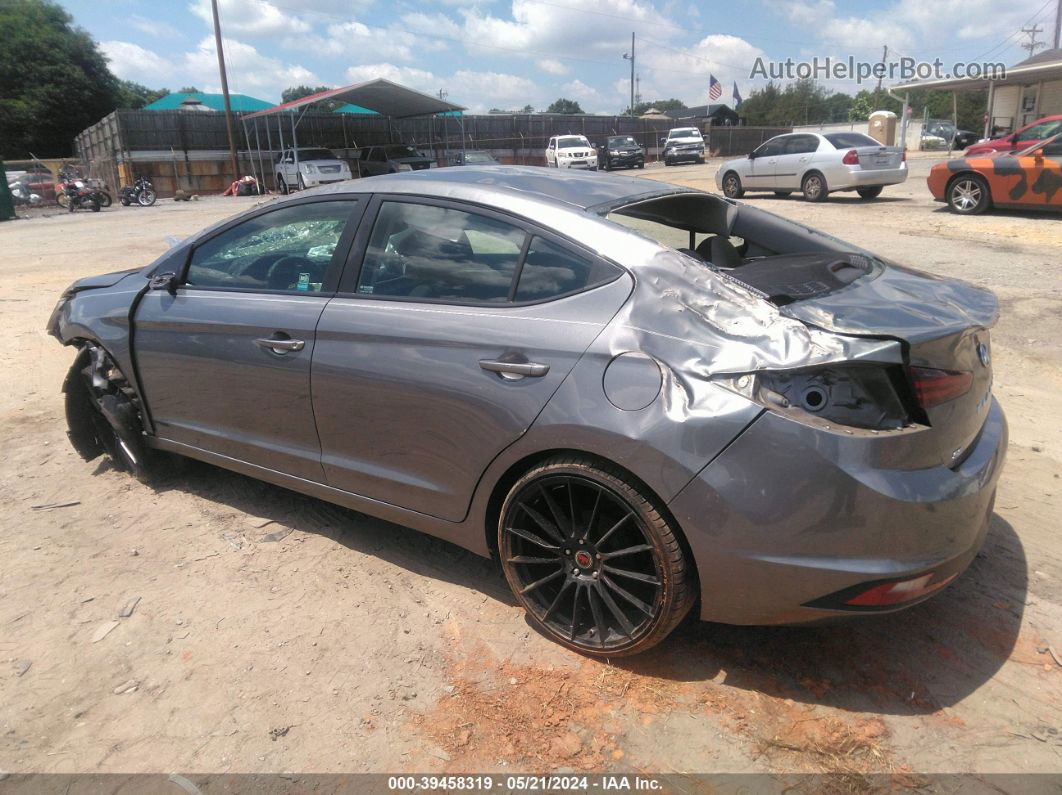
[1,158,1060,779]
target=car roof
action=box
[299,165,681,210]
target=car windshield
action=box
[297,148,337,160]
[463,151,496,163]
[823,133,880,148]
[386,145,421,158]
[609,136,638,147]
[557,137,589,148]
[669,129,700,139]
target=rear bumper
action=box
[669,397,1007,625]
[830,164,908,190]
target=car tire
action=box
[773,191,792,197]
[98,191,112,208]
[498,455,696,657]
[277,174,288,195]
[857,186,883,200]
[801,171,828,202]
[63,346,160,483]
[697,157,705,164]
[637,162,644,169]
[721,171,744,199]
[946,174,991,215]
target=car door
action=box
[546,137,557,166]
[744,138,784,187]
[311,195,632,521]
[133,197,363,481]
[774,134,819,189]
[1012,137,1062,208]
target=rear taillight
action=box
[842,149,859,165]
[844,572,957,607]
[909,367,973,409]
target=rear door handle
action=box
[255,336,305,354]
[480,359,550,379]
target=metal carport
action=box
[241,78,466,193]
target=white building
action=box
[893,48,1062,138]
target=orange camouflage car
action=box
[927,132,1062,214]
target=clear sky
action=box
[58,0,1056,113]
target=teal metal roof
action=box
[333,103,461,117]
[142,92,275,112]
[333,103,380,115]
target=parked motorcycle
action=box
[61,180,100,213]
[8,182,42,207]
[120,176,157,207]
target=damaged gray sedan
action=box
[49,166,1006,656]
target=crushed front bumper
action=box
[669,398,1007,625]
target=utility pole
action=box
[623,33,635,115]
[210,0,240,186]
[1054,0,1061,49]
[873,45,887,111]
[1020,24,1046,56]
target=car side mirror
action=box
[149,271,178,296]
[748,151,757,159]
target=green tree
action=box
[627,98,686,115]
[282,84,343,111]
[848,92,874,122]
[177,86,201,94]
[520,104,534,113]
[0,0,121,157]
[546,98,584,114]
[115,80,168,110]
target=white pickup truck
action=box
[275,147,352,193]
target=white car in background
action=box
[545,135,597,170]
[275,147,352,194]
[715,132,906,202]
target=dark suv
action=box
[354,144,434,177]
[597,135,645,171]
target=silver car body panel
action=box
[48,166,1005,624]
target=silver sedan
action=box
[716,131,907,202]
[49,166,1002,656]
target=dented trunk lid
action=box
[730,255,998,467]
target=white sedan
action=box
[715,132,906,202]
[545,135,597,170]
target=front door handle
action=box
[480,359,550,379]
[255,336,305,355]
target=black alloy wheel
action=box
[499,456,694,656]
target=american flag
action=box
[708,74,722,101]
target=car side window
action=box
[357,201,528,303]
[1016,121,1057,142]
[785,135,818,155]
[1043,140,1062,156]
[514,236,618,302]
[756,139,785,157]
[186,201,356,293]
